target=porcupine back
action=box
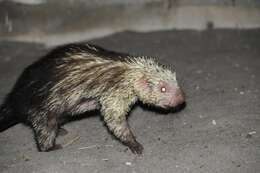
[47,43,170,104]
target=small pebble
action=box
[125,162,132,166]
[248,131,256,135]
[212,120,216,125]
[246,131,256,138]
[239,91,245,95]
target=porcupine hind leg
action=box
[31,111,62,151]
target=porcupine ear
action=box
[136,75,153,91]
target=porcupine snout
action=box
[168,87,185,108]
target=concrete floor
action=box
[0,29,259,173]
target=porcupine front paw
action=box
[51,144,63,151]
[128,141,144,155]
[45,144,63,151]
[38,143,63,152]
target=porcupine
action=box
[0,43,185,154]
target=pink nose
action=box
[170,88,185,107]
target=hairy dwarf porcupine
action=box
[0,43,185,154]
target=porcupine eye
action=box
[161,87,166,93]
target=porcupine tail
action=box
[0,101,18,132]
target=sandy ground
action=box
[0,29,259,173]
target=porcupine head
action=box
[132,58,185,110]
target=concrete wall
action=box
[1,0,260,46]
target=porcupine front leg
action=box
[30,111,61,151]
[101,99,143,154]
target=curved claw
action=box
[128,141,144,155]
[43,144,63,152]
